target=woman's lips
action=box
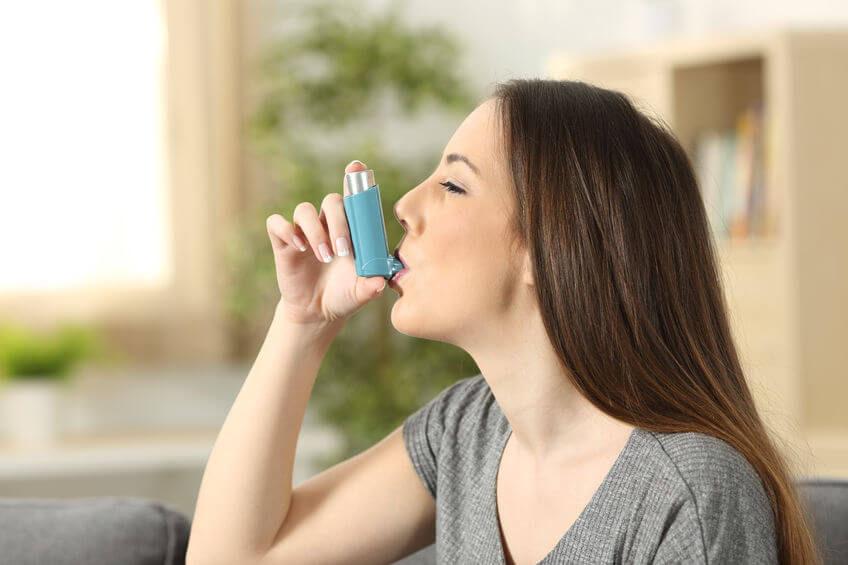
[388,267,409,287]
[389,249,409,289]
[395,250,409,269]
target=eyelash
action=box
[439,181,466,195]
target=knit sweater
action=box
[401,374,778,564]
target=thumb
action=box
[372,277,387,296]
[357,276,387,302]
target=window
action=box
[0,1,171,292]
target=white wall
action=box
[358,0,848,91]
[248,0,848,167]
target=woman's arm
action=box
[186,301,341,564]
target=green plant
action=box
[0,322,106,382]
[228,0,483,466]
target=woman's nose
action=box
[393,183,420,224]
[394,179,428,230]
[393,196,408,228]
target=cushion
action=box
[796,476,848,565]
[0,496,190,565]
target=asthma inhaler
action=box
[343,169,405,280]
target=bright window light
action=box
[0,1,171,293]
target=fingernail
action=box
[336,237,350,256]
[376,280,386,295]
[346,159,365,169]
[293,235,307,251]
[319,243,332,263]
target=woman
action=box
[187,79,819,564]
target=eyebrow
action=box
[445,153,480,177]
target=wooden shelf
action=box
[546,27,848,477]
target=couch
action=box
[0,497,189,565]
[0,477,844,564]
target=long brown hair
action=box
[490,78,819,564]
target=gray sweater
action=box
[402,374,778,564]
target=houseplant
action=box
[0,321,104,445]
[227,0,483,466]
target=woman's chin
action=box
[390,301,419,335]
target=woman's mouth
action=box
[389,266,409,286]
[389,250,410,287]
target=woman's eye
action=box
[439,181,466,195]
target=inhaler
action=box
[342,169,405,280]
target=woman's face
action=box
[390,98,532,346]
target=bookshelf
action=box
[546,28,848,477]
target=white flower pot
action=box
[0,378,66,446]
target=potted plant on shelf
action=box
[0,321,103,446]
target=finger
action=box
[292,201,333,263]
[266,214,304,253]
[345,159,367,174]
[318,192,351,258]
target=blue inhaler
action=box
[342,169,405,280]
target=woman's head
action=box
[394,78,819,563]
[390,97,535,344]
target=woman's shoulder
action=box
[400,373,500,498]
[426,373,499,434]
[641,428,769,496]
[436,372,489,402]
[402,373,494,449]
[636,428,776,534]
[417,373,490,423]
[628,429,779,562]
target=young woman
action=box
[187,79,820,564]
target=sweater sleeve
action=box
[401,375,479,500]
[651,458,779,564]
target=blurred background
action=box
[0,0,846,523]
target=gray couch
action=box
[0,477,844,564]
[0,497,189,565]
[796,476,848,565]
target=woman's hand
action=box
[265,160,388,327]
